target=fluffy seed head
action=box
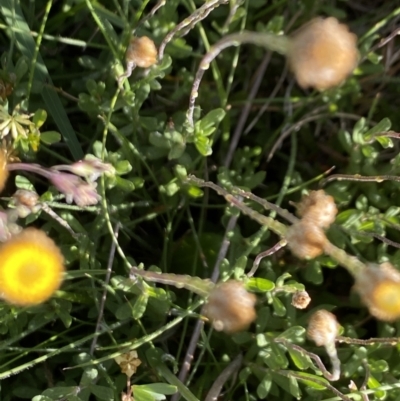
[286,221,327,259]
[288,17,358,90]
[203,280,257,333]
[307,309,339,346]
[296,190,338,229]
[0,228,64,305]
[126,36,158,68]
[353,262,400,321]
[292,290,311,309]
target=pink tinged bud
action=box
[53,156,115,183]
[49,171,101,207]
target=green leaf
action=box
[141,384,177,395]
[0,0,83,159]
[115,160,132,175]
[272,296,286,317]
[367,375,386,400]
[364,117,391,140]
[278,326,306,342]
[290,372,328,390]
[246,277,275,292]
[257,373,272,398]
[132,293,149,319]
[287,348,313,370]
[89,385,114,400]
[40,131,61,145]
[42,387,79,399]
[198,108,226,134]
[33,109,47,128]
[146,348,199,401]
[194,136,212,156]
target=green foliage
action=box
[0,1,400,401]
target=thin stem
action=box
[7,162,53,179]
[323,241,366,278]
[186,175,288,237]
[90,223,120,355]
[247,239,287,277]
[129,266,215,298]
[158,0,229,60]
[187,31,290,125]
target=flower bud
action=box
[353,262,400,321]
[286,221,327,259]
[126,36,158,69]
[53,156,115,182]
[291,290,311,309]
[296,190,337,229]
[49,171,100,207]
[307,309,339,346]
[288,17,358,90]
[203,280,257,333]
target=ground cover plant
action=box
[1,0,400,400]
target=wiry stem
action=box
[158,0,229,60]
[186,175,288,237]
[187,31,289,125]
[129,266,214,298]
[323,241,366,278]
[7,162,54,180]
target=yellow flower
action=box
[354,262,400,321]
[288,17,358,90]
[0,148,9,193]
[0,228,64,306]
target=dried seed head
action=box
[203,280,257,334]
[114,350,142,378]
[307,309,339,346]
[286,221,327,259]
[296,190,338,229]
[288,17,358,90]
[353,262,400,321]
[126,36,158,68]
[291,290,311,309]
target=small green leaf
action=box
[272,296,286,316]
[246,277,275,292]
[287,348,313,370]
[89,385,114,400]
[132,293,149,319]
[292,372,328,390]
[141,384,177,395]
[115,160,132,175]
[194,136,212,156]
[33,109,47,128]
[42,387,79,399]
[278,326,306,342]
[40,131,61,145]
[198,108,226,132]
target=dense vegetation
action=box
[1,1,400,400]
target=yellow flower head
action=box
[0,228,64,306]
[354,262,400,321]
[0,148,9,193]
